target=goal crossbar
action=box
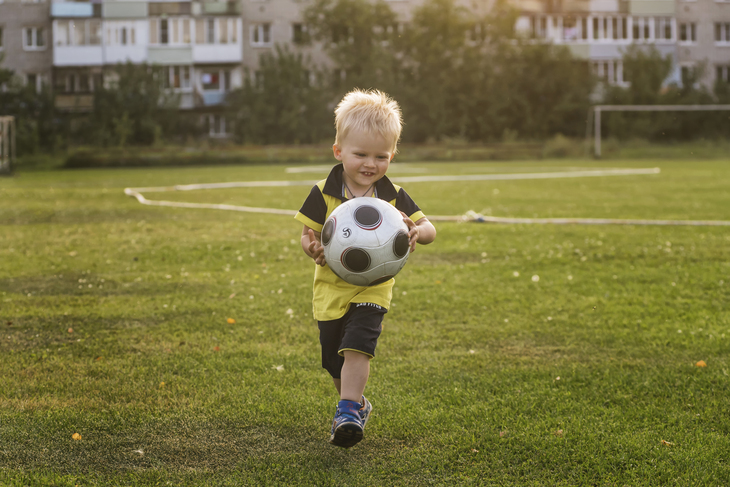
[591,104,730,157]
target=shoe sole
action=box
[330,422,364,448]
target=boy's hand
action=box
[401,212,419,253]
[308,229,326,266]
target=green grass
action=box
[1,160,729,485]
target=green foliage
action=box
[0,54,67,155]
[302,0,594,143]
[303,0,401,92]
[226,46,331,144]
[81,62,189,147]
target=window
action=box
[182,19,191,43]
[252,23,271,46]
[206,18,215,43]
[681,65,698,86]
[106,22,137,46]
[588,16,626,41]
[715,23,730,43]
[655,17,673,41]
[26,74,41,93]
[194,18,234,44]
[160,19,169,44]
[22,27,45,50]
[206,114,227,137]
[593,60,624,85]
[162,65,191,90]
[292,23,306,44]
[201,70,220,91]
[78,74,90,92]
[54,74,69,93]
[528,16,547,39]
[717,65,730,83]
[563,16,579,41]
[152,18,192,45]
[679,23,696,43]
[632,17,653,42]
[89,20,101,45]
[55,20,102,46]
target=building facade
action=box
[676,0,730,86]
[1,0,728,135]
[0,0,53,92]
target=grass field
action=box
[1,159,729,486]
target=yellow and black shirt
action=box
[294,164,426,321]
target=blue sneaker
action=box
[329,400,364,448]
[359,395,372,429]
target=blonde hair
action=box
[334,89,403,153]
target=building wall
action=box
[676,0,730,87]
[2,0,728,115]
[0,0,53,91]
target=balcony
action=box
[192,44,241,63]
[54,46,103,66]
[55,94,94,112]
[51,2,94,18]
[201,91,226,106]
[200,1,241,15]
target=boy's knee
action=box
[341,349,372,361]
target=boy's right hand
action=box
[308,229,326,267]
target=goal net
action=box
[589,105,730,157]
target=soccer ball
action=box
[322,198,411,287]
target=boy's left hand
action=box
[401,212,419,253]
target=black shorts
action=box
[317,303,387,379]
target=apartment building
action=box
[0,0,53,92]
[513,0,680,86]
[676,0,730,87]
[49,0,243,135]
[2,0,728,135]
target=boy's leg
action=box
[340,350,370,402]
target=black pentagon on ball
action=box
[393,230,410,258]
[354,205,382,229]
[368,275,394,286]
[342,248,371,273]
[322,218,335,246]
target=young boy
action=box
[295,89,436,448]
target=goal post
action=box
[591,105,730,157]
[0,116,15,175]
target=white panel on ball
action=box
[322,198,411,287]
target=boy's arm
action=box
[301,225,326,266]
[401,213,436,252]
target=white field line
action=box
[127,167,661,194]
[123,166,730,226]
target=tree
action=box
[0,54,66,155]
[81,62,182,147]
[302,0,401,93]
[602,45,725,141]
[226,45,331,144]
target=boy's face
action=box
[333,129,394,195]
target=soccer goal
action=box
[590,105,730,157]
[0,116,15,175]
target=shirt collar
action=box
[322,163,398,202]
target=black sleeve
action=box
[395,188,421,216]
[298,186,328,226]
